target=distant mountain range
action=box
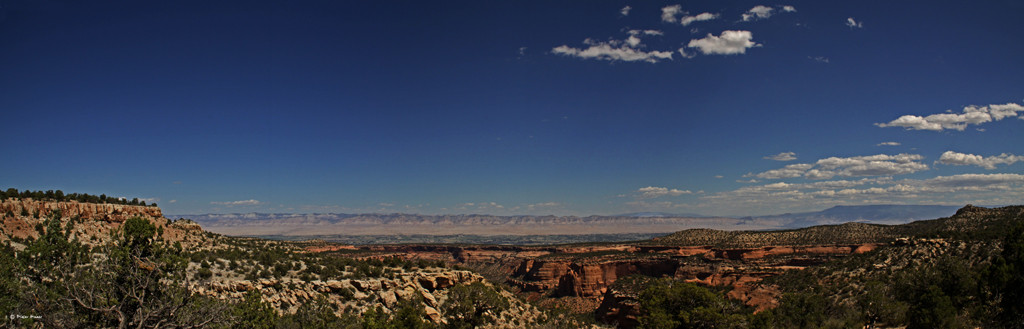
[613,212,711,218]
[739,205,966,228]
[170,204,980,236]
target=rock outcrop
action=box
[188,268,485,316]
[507,243,877,299]
[1,198,162,222]
[1,198,204,248]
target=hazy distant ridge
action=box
[740,205,965,228]
[171,205,968,236]
[171,213,754,236]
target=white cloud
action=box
[742,5,773,21]
[456,202,505,212]
[211,199,262,206]
[815,154,928,177]
[552,41,674,63]
[661,4,683,23]
[846,17,863,28]
[752,154,928,180]
[621,5,632,16]
[526,202,561,211]
[677,47,696,59]
[937,151,1024,170]
[638,186,692,198]
[753,163,814,179]
[679,12,719,26]
[625,35,642,47]
[628,29,664,36]
[765,152,797,161]
[782,5,796,12]
[877,141,901,146]
[697,172,1024,216]
[687,30,760,55]
[920,173,1024,188]
[808,56,829,63]
[876,102,1024,131]
[989,103,1024,120]
[168,200,177,204]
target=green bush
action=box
[198,268,214,280]
[637,279,748,329]
[442,282,510,329]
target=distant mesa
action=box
[613,212,711,218]
[170,204,967,237]
[739,204,966,228]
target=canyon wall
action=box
[0,198,200,246]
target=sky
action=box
[1,0,1022,217]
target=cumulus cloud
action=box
[687,30,760,55]
[661,4,684,23]
[698,172,1024,216]
[211,199,262,206]
[877,142,901,146]
[638,186,692,198]
[679,12,720,26]
[752,163,813,179]
[742,5,774,21]
[698,171,1024,216]
[876,103,1024,131]
[815,154,928,177]
[552,37,674,63]
[752,154,928,180]
[765,152,797,161]
[621,5,632,16]
[937,151,1024,169]
[846,17,863,28]
[782,5,796,12]
[920,173,1024,188]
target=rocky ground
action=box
[0,198,571,328]
[7,197,1018,328]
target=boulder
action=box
[379,291,398,308]
[424,306,442,323]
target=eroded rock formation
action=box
[0,198,200,247]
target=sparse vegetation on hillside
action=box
[1,187,157,206]
[654,206,1024,248]
[750,206,1024,328]
[1,203,578,328]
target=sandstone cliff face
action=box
[1,198,162,221]
[507,243,877,299]
[0,199,202,248]
[595,288,640,328]
[357,240,879,316]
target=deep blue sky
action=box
[2,0,1022,216]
